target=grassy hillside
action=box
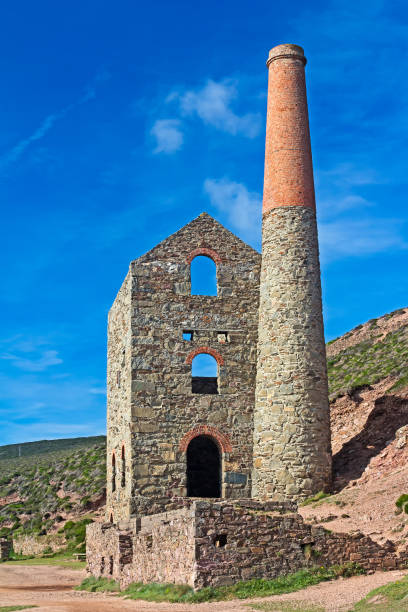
[0,437,106,543]
[327,307,408,400]
[0,435,105,461]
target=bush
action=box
[396,494,408,514]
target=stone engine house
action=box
[87,43,407,588]
[107,213,261,522]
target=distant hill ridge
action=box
[0,436,106,461]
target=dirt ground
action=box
[0,565,407,612]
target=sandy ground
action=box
[0,565,407,612]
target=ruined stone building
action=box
[87,44,406,588]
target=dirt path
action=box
[0,565,406,611]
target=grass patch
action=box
[76,576,120,592]
[250,602,325,612]
[0,607,37,611]
[4,553,85,570]
[107,564,365,603]
[326,325,408,400]
[299,491,332,507]
[352,574,408,611]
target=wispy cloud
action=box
[319,218,407,263]
[0,69,111,168]
[179,79,261,137]
[151,119,184,154]
[204,177,261,243]
[1,349,63,372]
[204,170,407,262]
[0,335,63,372]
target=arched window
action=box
[109,513,113,524]
[121,446,126,488]
[111,453,116,493]
[187,435,221,497]
[192,353,218,394]
[191,256,217,296]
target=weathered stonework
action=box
[0,538,12,560]
[107,213,261,522]
[253,207,331,500]
[87,500,408,589]
[12,534,66,557]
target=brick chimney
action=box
[252,44,332,501]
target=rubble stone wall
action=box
[253,207,332,501]
[86,500,408,590]
[106,270,133,521]
[0,538,12,560]
[12,534,66,556]
[107,213,261,521]
[87,506,195,587]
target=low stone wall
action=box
[86,500,408,589]
[0,538,11,560]
[87,505,196,587]
[13,534,66,556]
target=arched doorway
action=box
[187,435,221,497]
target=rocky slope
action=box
[301,307,408,547]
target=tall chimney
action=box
[252,44,332,501]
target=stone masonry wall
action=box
[107,271,133,521]
[107,213,261,520]
[87,506,196,587]
[12,534,66,556]
[86,500,408,590]
[0,538,11,560]
[253,207,332,501]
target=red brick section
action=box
[186,247,222,264]
[263,43,316,213]
[179,425,232,453]
[185,346,224,366]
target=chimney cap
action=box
[267,44,306,67]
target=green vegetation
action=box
[4,552,86,569]
[326,325,408,399]
[76,576,120,592]
[77,564,364,603]
[299,491,332,507]
[0,436,105,461]
[0,437,105,541]
[0,607,37,611]
[396,494,408,514]
[250,603,324,612]
[57,518,94,553]
[352,574,408,611]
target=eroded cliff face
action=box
[300,307,408,547]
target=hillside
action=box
[0,435,105,461]
[0,437,106,543]
[302,307,408,547]
[0,307,407,551]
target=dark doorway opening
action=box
[187,435,221,497]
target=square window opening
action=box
[183,331,193,341]
[214,534,227,548]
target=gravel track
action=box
[0,565,406,611]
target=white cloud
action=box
[2,349,63,372]
[179,79,261,138]
[319,218,407,263]
[151,119,184,154]
[0,70,110,168]
[204,177,261,242]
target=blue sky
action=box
[1,0,407,444]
